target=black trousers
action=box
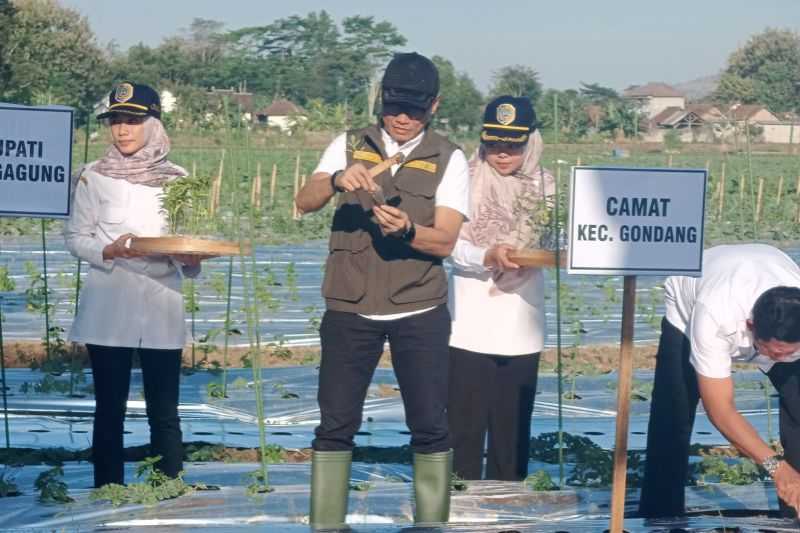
[448,347,540,481]
[639,318,800,518]
[764,358,800,518]
[88,344,183,488]
[312,305,451,454]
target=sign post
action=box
[0,104,74,218]
[0,103,74,430]
[568,166,706,532]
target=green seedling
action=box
[525,470,557,491]
[34,465,73,504]
[90,456,197,506]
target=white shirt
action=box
[664,244,800,378]
[448,239,546,355]
[64,164,197,350]
[316,129,470,320]
[314,130,470,217]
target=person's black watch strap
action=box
[330,170,346,193]
[400,222,416,243]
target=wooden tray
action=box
[129,236,251,256]
[507,248,566,268]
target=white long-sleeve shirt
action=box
[665,244,800,378]
[64,163,197,350]
[448,238,546,356]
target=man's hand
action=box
[373,204,411,236]
[102,233,146,261]
[773,460,800,513]
[334,163,378,193]
[697,373,800,511]
[484,244,520,271]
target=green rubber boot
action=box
[412,450,453,526]
[310,450,352,531]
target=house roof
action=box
[259,99,306,116]
[206,89,254,112]
[651,106,687,127]
[651,105,726,129]
[624,82,684,98]
[726,104,777,122]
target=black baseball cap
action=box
[481,96,537,144]
[97,82,162,120]
[381,52,439,110]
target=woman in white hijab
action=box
[448,96,555,481]
[64,82,202,487]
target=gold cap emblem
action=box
[496,103,516,126]
[114,83,134,103]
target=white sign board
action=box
[0,104,74,218]
[568,166,706,276]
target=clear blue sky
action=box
[61,0,798,92]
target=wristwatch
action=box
[330,170,345,193]
[400,222,416,243]
[761,454,785,477]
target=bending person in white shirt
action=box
[639,244,800,517]
[448,96,555,481]
[64,82,207,488]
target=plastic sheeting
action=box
[0,367,782,452]
[0,367,794,531]
[0,237,715,347]
[0,462,794,531]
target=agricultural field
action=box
[1,129,798,245]
[1,130,799,530]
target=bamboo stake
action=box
[795,176,800,223]
[293,174,305,221]
[667,154,673,168]
[292,175,299,219]
[717,162,726,221]
[256,163,263,201]
[210,151,225,216]
[269,164,277,207]
[739,175,745,202]
[252,162,262,209]
[576,157,581,167]
[777,175,784,206]
[41,220,51,362]
[755,177,764,223]
[292,154,300,219]
[208,178,217,216]
[553,164,565,488]
[214,151,224,213]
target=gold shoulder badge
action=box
[352,150,383,164]
[404,160,437,174]
[114,83,134,103]
[496,103,516,126]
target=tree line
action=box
[1,0,798,137]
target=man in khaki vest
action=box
[295,52,470,530]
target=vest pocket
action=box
[389,260,447,304]
[394,173,437,198]
[323,230,371,303]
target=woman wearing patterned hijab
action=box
[447,96,555,481]
[64,82,200,487]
